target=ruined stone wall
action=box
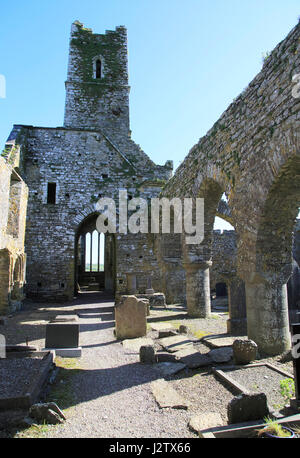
[161,21,300,354]
[7,124,171,302]
[156,228,238,305]
[162,22,300,279]
[0,149,28,314]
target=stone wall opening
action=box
[75,213,116,295]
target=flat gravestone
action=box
[122,337,154,354]
[189,412,223,433]
[50,315,78,323]
[159,335,194,353]
[209,347,233,363]
[154,362,186,376]
[115,295,147,340]
[156,352,178,363]
[174,348,213,369]
[158,329,178,339]
[45,323,79,349]
[151,379,189,409]
[150,322,174,332]
[203,336,245,349]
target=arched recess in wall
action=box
[256,155,300,281]
[74,212,116,295]
[211,214,236,297]
[245,154,300,353]
[193,178,225,256]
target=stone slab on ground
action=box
[174,348,213,369]
[154,362,186,377]
[150,322,175,332]
[151,379,189,410]
[159,335,194,353]
[189,412,223,433]
[202,335,245,349]
[156,352,178,363]
[42,347,82,358]
[50,315,79,323]
[122,337,154,353]
[158,330,178,339]
[209,347,233,363]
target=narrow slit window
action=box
[96,59,102,79]
[47,183,56,204]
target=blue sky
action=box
[0,0,299,231]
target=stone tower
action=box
[64,21,130,137]
[4,21,173,303]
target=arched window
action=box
[84,231,104,272]
[96,59,102,79]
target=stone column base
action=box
[227,318,247,336]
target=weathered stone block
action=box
[209,347,233,363]
[227,393,269,424]
[115,295,147,340]
[139,345,156,364]
[232,338,258,365]
[149,293,166,308]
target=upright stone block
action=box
[149,293,166,308]
[232,338,258,364]
[228,393,269,424]
[115,295,147,340]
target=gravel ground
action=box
[0,357,45,398]
[0,292,295,438]
[13,294,201,438]
[170,369,236,424]
[223,365,294,410]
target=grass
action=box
[257,417,294,438]
[47,357,81,412]
[16,357,82,438]
[18,422,52,438]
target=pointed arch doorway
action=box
[74,213,116,295]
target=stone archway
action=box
[182,177,226,318]
[243,155,300,355]
[74,213,116,295]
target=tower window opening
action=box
[47,183,57,204]
[96,59,102,79]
